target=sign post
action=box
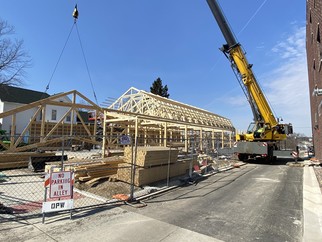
[42,168,74,223]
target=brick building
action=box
[307,0,322,160]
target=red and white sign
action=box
[44,173,50,187]
[49,171,72,198]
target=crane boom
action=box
[206,0,278,129]
[206,0,293,161]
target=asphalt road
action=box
[126,163,303,242]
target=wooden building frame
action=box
[0,88,235,154]
[103,87,235,154]
[0,90,103,152]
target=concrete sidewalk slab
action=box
[1,207,222,242]
[303,166,322,242]
[1,164,322,242]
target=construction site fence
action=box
[0,134,235,220]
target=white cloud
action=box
[205,25,311,136]
[263,26,311,136]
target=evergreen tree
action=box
[150,77,169,98]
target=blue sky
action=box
[0,0,311,136]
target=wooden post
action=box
[221,131,224,148]
[184,125,188,153]
[10,114,16,149]
[159,125,162,146]
[163,122,167,147]
[40,106,46,142]
[144,126,147,146]
[135,117,139,144]
[200,128,203,151]
[93,110,97,142]
[212,130,215,151]
[70,92,76,136]
[102,110,107,158]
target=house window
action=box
[66,113,71,122]
[311,32,314,44]
[317,24,320,43]
[309,9,312,23]
[51,110,57,121]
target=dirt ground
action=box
[73,158,236,200]
[74,177,139,199]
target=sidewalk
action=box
[0,206,222,242]
[1,165,321,242]
[303,166,322,242]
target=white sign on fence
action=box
[49,171,72,198]
[42,199,74,213]
[120,135,131,145]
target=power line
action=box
[75,23,98,105]
[43,4,98,105]
[237,0,268,36]
[44,23,75,94]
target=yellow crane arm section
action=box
[229,46,278,128]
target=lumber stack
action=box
[73,157,123,182]
[123,146,179,167]
[117,146,192,186]
[117,160,193,186]
[0,152,56,170]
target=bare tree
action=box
[0,19,31,86]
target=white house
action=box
[0,85,77,135]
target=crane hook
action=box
[72,4,79,23]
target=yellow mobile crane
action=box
[206,0,293,161]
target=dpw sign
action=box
[42,199,74,213]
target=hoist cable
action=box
[44,23,75,93]
[75,23,98,105]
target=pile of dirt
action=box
[74,178,142,199]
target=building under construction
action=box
[0,86,235,155]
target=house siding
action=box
[2,102,38,135]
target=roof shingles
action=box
[0,85,50,104]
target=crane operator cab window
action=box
[253,122,266,138]
[246,122,257,134]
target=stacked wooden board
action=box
[73,157,123,182]
[117,146,193,186]
[0,152,56,169]
[123,146,179,167]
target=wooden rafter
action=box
[0,90,103,152]
[108,87,234,131]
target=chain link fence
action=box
[0,134,236,219]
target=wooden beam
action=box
[40,105,46,142]
[44,108,72,140]
[102,110,107,158]
[10,114,16,148]
[13,107,41,149]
